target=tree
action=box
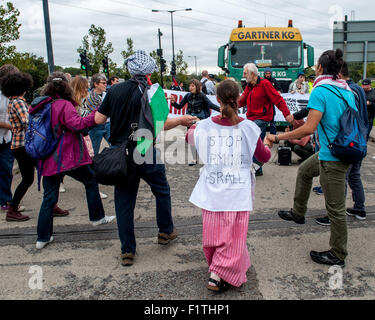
[2,52,48,91]
[0,2,21,59]
[121,38,136,80]
[77,24,114,75]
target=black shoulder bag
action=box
[93,123,138,186]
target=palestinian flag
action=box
[136,83,169,155]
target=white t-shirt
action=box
[189,118,260,212]
[0,91,11,144]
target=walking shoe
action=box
[315,216,330,226]
[313,186,323,195]
[6,207,30,222]
[255,168,263,176]
[188,160,197,166]
[310,250,345,267]
[278,209,305,224]
[346,208,366,221]
[59,183,66,193]
[99,192,108,199]
[36,236,54,250]
[53,205,70,217]
[121,253,135,266]
[158,228,177,245]
[92,215,116,226]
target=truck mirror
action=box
[307,46,314,67]
[218,45,226,68]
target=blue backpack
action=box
[319,85,367,164]
[25,101,61,160]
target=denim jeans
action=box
[37,164,105,242]
[253,119,269,169]
[114,148,174,254]
[346,160,365,211]
[89,122,111,156]
[0,142,14,206]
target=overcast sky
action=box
[8,0,374,74]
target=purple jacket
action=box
[29,96,96,177]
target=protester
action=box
[307,75,315,93]
[107,76,119,89]
[0,64,18,212]
[94,50,198,267]
[70,76,95,158]
[285,119,314,163]
[362,78,375,140]
[2,72,69,222]
[266,49,357,267]
[288,72,309,94]
[314,62,369,225]
[170,79,220,119]
[179,82,185,91]
[86,74,110,155]
[201,70,215,95]
[187,79,271,292]
[238,63,293,176]
[33,72,115,250]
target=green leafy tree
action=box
[77,24,114,75]
[0,2,21,59]
[2,52,48,91]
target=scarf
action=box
[125,50,158,76]
[313,75,352,91]
[130,75,155,142]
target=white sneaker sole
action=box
[36,236,54,250]
[346,211,366,220]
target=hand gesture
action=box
[180,115,199,127]
[169,96,176,104]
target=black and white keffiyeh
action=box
[125,50,158,76]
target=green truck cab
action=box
[218,20,315,93]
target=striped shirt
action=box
[7,97,29,149]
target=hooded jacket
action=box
[29,96,96,177]
[238,77,290,122]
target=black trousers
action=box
[10,147,36,209]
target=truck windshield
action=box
[231,41,302,68]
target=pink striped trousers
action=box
[202,209,251,287]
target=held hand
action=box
[263,135,273,148]
[285,114,294,124]
[180,115,198,127]
[169,96,176,104]
[267,134,277,144]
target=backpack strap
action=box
[317,85,353,147]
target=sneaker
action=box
[346,208,366,221]
[100,192,108,199]
[310,250,345,267]
[313,186,323,195]
[158,228,177,245]
[315,216,331,226]
[278,209,305,224]
[92,215,116,227]
[53,205,69,217]
[120,252,135,266]
[36,236,54,250]
[59,183,66,193]
[6,207,30,222]
[255,168,263,177]
[188,160,197,166]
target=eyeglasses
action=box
[99,81,106,85]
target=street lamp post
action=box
[152,8,192,80]
[188,55,197,75]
